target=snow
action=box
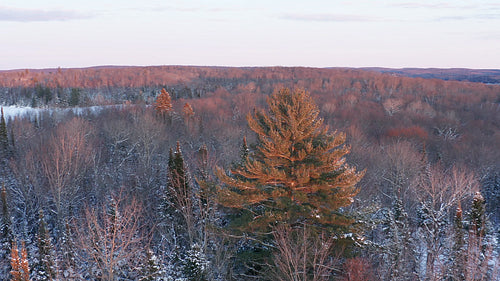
[1,105,123,123]
[2,106,43,121]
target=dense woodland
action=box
[0,66,499,280]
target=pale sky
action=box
[1,0,499,70]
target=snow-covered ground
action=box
[2,106,43,121]
[1,105,122,122]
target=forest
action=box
[0,66,499,280]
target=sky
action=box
[0,0,499,70]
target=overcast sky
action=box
[1,0,499,70]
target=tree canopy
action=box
[217,88,364,232]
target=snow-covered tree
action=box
[139,249,163,281]
[32,210,57,281]
[0,184,14,279]
[414,165,476,280]
[75,191,145,281]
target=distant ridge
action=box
[1,65,499,88]
[2,65,499,81]
[362,67,500,84]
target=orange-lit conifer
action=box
[216,88,364,232]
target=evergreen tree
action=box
[464,192,493,280]
[154,88,173,118]
[68,88,81,106]
[0,107,9,155]
[59,221,76,278]
[237,136,249,168]
[10,241,30,281]
[449,203,466,281]
[139,249,163,281]
[183,243,209,281]
[469,192,486,238]
[168,142,190,200]
[165,142,195,245]
[1,183,14,278]
[216,88,364,233]
[183,102,195,119]
[383,196,415,281]
[33,210,56,281]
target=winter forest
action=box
[0,66,499,280]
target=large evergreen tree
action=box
[216,88,364,232]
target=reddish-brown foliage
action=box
[386,126,429,140]
[154,88,173,116]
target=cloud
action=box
[136,4,237,13]
[281,13,379,22]
[435,14,500,21]
[390,2,452,9]
[0,6,93,22]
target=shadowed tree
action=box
[0,184,14,278]
[33,210,57,281]
[0,107,9,156]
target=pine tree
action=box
[196,144,216,213]
[59,222,76,278]
[1,183,14,279]
[183,102,195,132]
[33,210,56,281]
[237,137,249,168]
[139,249,163,281]
[183,102,194,119]
[0,107,9,156]
[168,142,190,198]
[449,203,466,281]
[469,191,486,238]
[166,142,195,244]
[383,196,415,281]
[154,88,173,117]
[216,88,364,232]
[183,243,209,281]
[464,192,492,280]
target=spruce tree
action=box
[216,88,364,233]
[383,196,415,281]
[139,249,163,281]
[1,183,13,248]
[33,210,56,281]
[165,142,195,245]
[1,183,14,278]
[168,142,190,200]
[469,191,486,238]
[59,222,76,278]
[0,107,9,156]
[449,204,466,281]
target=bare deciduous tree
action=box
[415,165,477,280]
[269,224,340,281]
[75,189,146,281]
[40,117,94,229]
